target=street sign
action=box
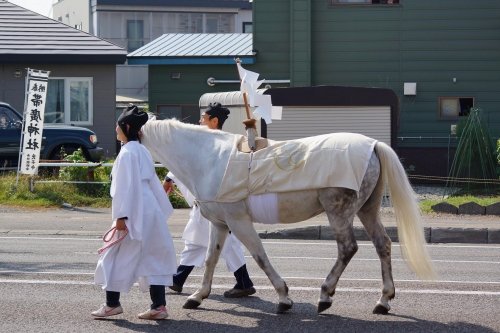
[18,69,50,175]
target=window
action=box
[45,78,93,125]
[439,97,474,118]
[243,22,253,33]
[332,0,399,4]
[127,20,144,52]
[0,106,18,130]
[178,13,234,33]
[206,15,220,33]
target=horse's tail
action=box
[375,142,436,280]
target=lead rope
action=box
[97,226,128,255]
[248,151,254,169]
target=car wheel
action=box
[42,144,82,176]
[49,144,82,161]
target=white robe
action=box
[94,141,177,293]
[168,172,246,272]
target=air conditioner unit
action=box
[404,82,417,96]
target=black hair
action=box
[117,104,148,141]
[205,102,230,129]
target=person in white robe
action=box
[163,103,255,298]
[92,105,177,320]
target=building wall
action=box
[254,0,500,145]
[92,5,252,103]
[116,64,148,100]
[149,64,245,119]
[0,64,118,157]
[95,8,251,51]
[53,0,89,31]
[312,0,500,145]
[253,0,500,177]
[235,10,252,33]
[252,0,291,82]
[290,0,311,86]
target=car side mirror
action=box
[13,120,22,129]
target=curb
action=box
[258,226,500,244]
[2,227,499,244]
[432,201,500,216]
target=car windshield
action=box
[0,105,22,129]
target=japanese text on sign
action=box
[19,69,50,175]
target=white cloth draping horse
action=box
[141,119,436,315]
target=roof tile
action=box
[0,1,126,63]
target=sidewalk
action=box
[1,205,499,244]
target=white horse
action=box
[141,119,435,315]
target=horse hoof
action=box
[318,301,332,313]
[277,300,293,314]
[372,304,390,315]
[183,299,201,309]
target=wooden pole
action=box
[242,91,252,120]
[242,92,257,130]
[235,58,257,150]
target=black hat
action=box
[117,104,148,141]
[118,104,148,129]
[205,102,230,126]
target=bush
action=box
[0,147,189,209]
[447,108,498,194]
[497,138,500,178]
[60,149,188,208]
[59,148,111,197]
[0,172,111,207]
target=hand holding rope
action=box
[97,219,129,254]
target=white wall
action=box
[52,0,89,32]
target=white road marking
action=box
[1,237,499,267]
[247,256,500,264]
[1,236,500,250]
[0,278,498,296]
[260,241,500,249]
[1,271,499,285]
[0,236,100,241]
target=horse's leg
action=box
[357,159,395,314]
[224,202,293,314]
[317,188,359,314]
[358,205,394,314]
[184,221,229,309]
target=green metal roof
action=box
[127,33,255,65]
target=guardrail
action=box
[26,162,166,191]
[38,162,165,168]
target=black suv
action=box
[0,102,104,170]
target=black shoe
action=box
[168,283,182,293]
[223,286,256,298]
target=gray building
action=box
[0,1,127,157]
[53,0,253,106]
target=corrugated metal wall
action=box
[267,106,391,144]
[253,0,500,147]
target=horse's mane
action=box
[143,118,236,143]
[141,118,238,201]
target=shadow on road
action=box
[108,294,498,333]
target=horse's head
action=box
[140,118,238,201]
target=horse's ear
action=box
[147,113,156,122]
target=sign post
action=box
[16,69,50,185]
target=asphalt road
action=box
[0,234,499,333]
